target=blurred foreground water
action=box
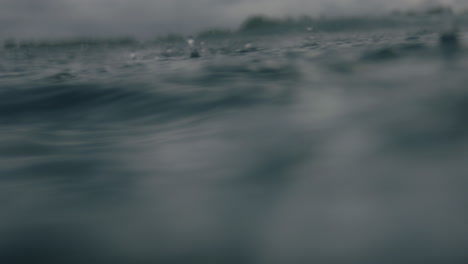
[1,17,468,264]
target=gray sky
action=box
[0,0,465,38]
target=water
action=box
[1,17,468,264]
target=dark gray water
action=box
[1,17,468,264]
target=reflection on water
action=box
[1,23,468,264]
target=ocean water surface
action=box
[1,15,468,264]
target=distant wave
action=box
[2,13,467,49]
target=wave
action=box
[2,14,467,51]
[2,37,139,50]
[0,79,291,126]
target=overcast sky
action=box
[0,0,465,38]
